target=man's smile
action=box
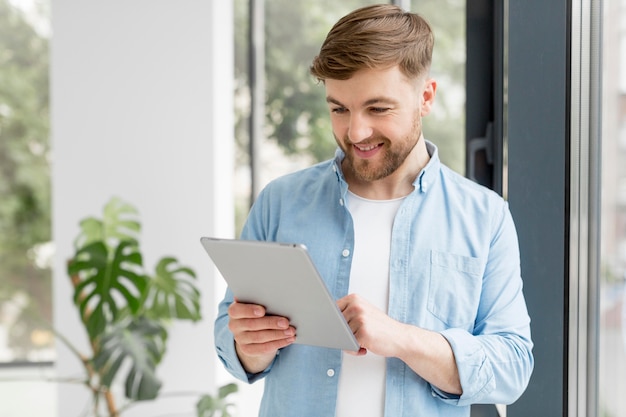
[352,141,384,158]
[354,142,382,151]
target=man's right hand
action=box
[227,299,297,374]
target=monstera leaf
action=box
[74,197,141,251]
[68,239,148,340]
[143,257,201,321]
[93,316,167,401]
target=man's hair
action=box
[310,4,434,81]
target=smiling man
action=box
[214,4,534,417]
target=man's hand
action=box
[228,299,296,374]
[337,293,462,395]
[337,293,404,357]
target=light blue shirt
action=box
[214,141,534,417]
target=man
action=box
[214,4,533,416]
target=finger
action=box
[336,294,352,311]
[337,293,361,312]
[236,335,297,357]
[230,315,291,332]
[229,300,266,319]
[229,317,294,349]
[237,326,297,346]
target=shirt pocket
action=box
[427,250,484,328]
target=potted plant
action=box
[59,196,236,416]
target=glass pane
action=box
[0,0,54,363]
[600,1,626,416]
[411,0,466,175]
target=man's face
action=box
[325,66,435,183]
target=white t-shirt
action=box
[335,191,406,417]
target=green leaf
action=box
[196,383,238,417]
[144,257,201,321]
[74,197,141,251]
[68,240,147,340]
[196,395,217,417]
[102,196,140,240]
[92,316,167,401]
[217,383,238,399]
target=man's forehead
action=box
[324,73,419,107]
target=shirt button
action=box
[342,249,350,257]
[339,198,344,206]
[327,369,335,377]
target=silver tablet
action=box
[201,237,360,351]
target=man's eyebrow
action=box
[326,96,343,106]
[326,96,398,106]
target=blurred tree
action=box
[0,0,52,360]
[234,1,374,170]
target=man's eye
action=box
[331,107,347,114]
[370,107,390,113]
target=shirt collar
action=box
[413,140,440,193]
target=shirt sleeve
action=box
[438,202,534,406]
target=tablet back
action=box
[201,237,359,351]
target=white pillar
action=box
[51,1,233,416]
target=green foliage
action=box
[0,0,52,358]
[196,383,239,417]
[66,197,202,408]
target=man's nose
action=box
[348,114,374,143]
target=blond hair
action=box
[310,4,434,81]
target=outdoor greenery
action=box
[0,0,52,360]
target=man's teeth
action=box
[355,143,378,151]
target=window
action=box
[0,0,53,364]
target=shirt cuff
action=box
[439,328,496,406]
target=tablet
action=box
[201,237,360,351]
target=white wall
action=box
[51,1,234,416]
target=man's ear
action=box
[420,78,437,116]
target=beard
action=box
[338,113,422,182]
